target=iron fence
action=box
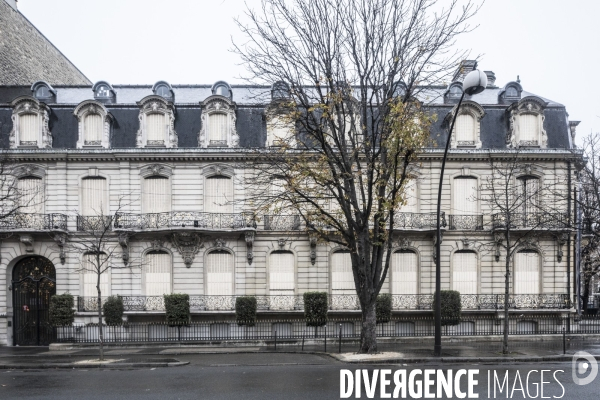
[448,215,484,231]
[77,216,113,231]
[263,215,301,231]
[393,212,444,230]
[491,212,568,230]
[113,211,256,231]
[55,315,600,344]
[0,213,67,231]
[77,293,570,312]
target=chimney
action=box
[4,0,18,10]
[452,60,477,82]
[484,71,496,88]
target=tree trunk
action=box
[582,277,591,312]
[502,229,510,355]
[359,300,377,353]
[97,274,104,361]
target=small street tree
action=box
[236,0,481,352]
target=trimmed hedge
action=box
[236,296,257,326]
[376,293,392,324]
[435,290,462,326]
[304,292,328,327]
[163,293,190,325]
[49,293,75,326]
[103,296,124,326]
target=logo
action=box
[572,351,598,386]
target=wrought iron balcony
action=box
[113,211,256,231]
[76,293,570,312]
[77,216,113,231]
[492,213,568,231]
[263,215,301,231]
[393,212,444,231]
[448,215,484,230]
[0,213,67,232]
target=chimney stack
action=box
[452,60,477,83]
[484,71,496,88]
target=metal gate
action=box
[12,256,56,346]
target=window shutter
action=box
[84,114,103,143]
[81,178,107,216]
[19,114,39,143]
[146,113,166,142]
[18,177,43,213]
[82,253,110,297]
[144,252,172,296]
[331,251,354,294]
[205,176,233,213]
[514,251,540,294]
[209,113,228,143]
[269,252,294,295]
[453,177,477,215]
[452,252,477,294]
[143,177,171,213]
[206,251,233,296]
[519,114,539,142]
[391,251,417,294]
[455,114,475,142]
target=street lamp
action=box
[434,68,487,357]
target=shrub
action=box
[304,292,328,327]
[433,290,462,326]
[103,296,124,326]
[376,293,392,324]
[236,296,257,326]
[163,293,190,325]
[49,293,75,326]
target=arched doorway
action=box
[12,256,56,346]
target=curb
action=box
[331,354,600,364]
[0,361,189,369]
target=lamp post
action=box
[434,68,487,357]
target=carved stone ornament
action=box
[151,239,164,251]
[461,238,471,248]
[278,238,286,249]
[446,101,484,149]
[308,232,318,265]
[520,237,538,251]
[432,232,444,262]
[53,233,67,264]
[9,96,52,149]
[118,233,131,265]
[394,236,411,250]
[506,98,548,148]
[214,238,226,248]
[555,232,569,263]
[198,97,239,148]
[494,232,504,261]
[136,96,178,148]
[245,231,255,265]
[172,232,204,268]
[0,233,13,262]
[140,163,173,178]
[12,164,44,179]
[74,100,112,149]
[19,234,34,253]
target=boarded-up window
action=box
[84,114,103,143]
[455,114,476,143]
[452,251,477,294]
[19,114,39,143]
[269,251,294,295]
[519,114,539,142]
[514,251,540,294]
[391,251,418,294]
[146,113,166,142]
[144,251,172,296]
[453,177,477,215]
[143,177,171,213]
[18,177,43,213]
[205,176,233,213]
[81,177,107,215]
[331,251,354,294]
[209,113,228,143]
[82,253,109,297]
[206,251,233,296]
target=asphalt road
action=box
[0,353,596,399]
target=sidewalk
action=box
[1,337,599,368]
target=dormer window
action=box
[74,100,112,148]
[271,81,290,101]
[444,83,463,103]
[212,81,232,99]
[9,96,52,149]
[267,114,295,147]
[153,81,174,102]
[500,81,522,103]
[136,96,178,148]
[507,97,547,148]
[31,81,56,103]
[92,81,116,103]
[448,101,484,148]
[199,96,238,148]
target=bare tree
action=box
[235,0,481,352]
[0,152,46,224]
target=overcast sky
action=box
[16,0,600,143]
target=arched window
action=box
[146,113,167,144]
[81,177,107,216]
[519,114,539,143]
[93,81,116,103]
[391,250,417,294]
[448,84,462,99]
[205,175,233,213]
[83,113,103,145]
[514,251,540,294]
[143,176,171,213]
[31,81,55,102]
[506,86,518,98]
[271,81,290,100]
[455,114,476,143]
[74,100,112,148]
[269,251,295,296]
[144,251,172,296]
[136,96,177,148]
[18,176,44,213]
[10,97,52,149]
[452,251,477,294]
[82,252,110,297]
[213,83,231,98]
[206,250,234,296]
[208,113,228,145]
[331,251,354,295]
[453,177,477,215]
[517,176,539,221]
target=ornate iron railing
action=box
[76,293,570,312]
[393,212,444,230]
[491,213,568,230]
[0,213,67,231]
[448,215,484,230]
[77,216,113,231]
[113,211,256,231]
[263,215,301,231]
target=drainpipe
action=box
[567,162,572,332]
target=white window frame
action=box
[513,251,541,295]
[81,252,111,297]
[331,250,355,295]
[508,98,548,148]
[9,96,52,149]
[74,100,112,149]
[205,250,234,297]
[199,97,239,148]
[80,176,108,216]
[143,250,172,297]
[449,101,484,149]
[136,95,178,148]
[268,251,295,296]
[451,251,478,294]
[391,250,418,294]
